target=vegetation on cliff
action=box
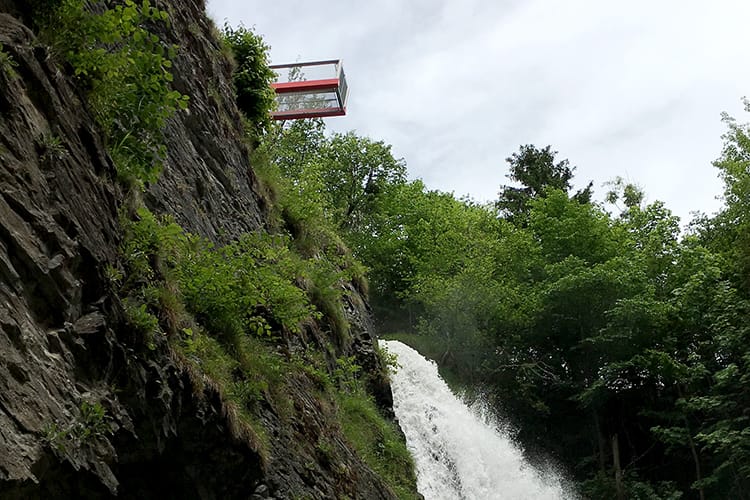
[35,0,189,185]
[11,0,419,497]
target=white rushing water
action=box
[381,340,570,500]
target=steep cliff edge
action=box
[0,1,411,498]
[143,0,266,242]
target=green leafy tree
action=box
[269,118,327,178]
[496,145,593,223]
[319,132,407,230]
[703,99,750,291]
[684,100,750,498]
[604,176,646,215]
[344,180,425,303]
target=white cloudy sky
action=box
[207,0,750,223]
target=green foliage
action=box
[120,208,324,350]
[259,122,407,236]
[344,178,503,333]
[121,208,183,283]
[337,393,420,499]
[250,126,378,345]
[604,176,645,213]
[376,343,399,373]
[44,401,113,455]
[0,43,18,78]
[496,144,593,223]
[115,203,368,471]
[306,257,351,345]
[41,0,188,185]
[37,133,69,165]
[267,119,327,177]
[118,208,184,348]
[528,189,619,264]
[178,232,315,345]
[705,98,750,292]
[252,129,342,256]
[318,132,407,230]
[123,299,159,348]
[78,401,111,437]
[221,23,276,136]
[296,355,334,391]
[337,121,750,497]
[333,356,362,393]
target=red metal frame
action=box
[271,107,347,120]
[271,78,339,93]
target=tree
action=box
[684,100,750,498]
[496,144,593,223]
[266,124,406,231]
[319,132,406,230]
[604,176,645,214]
[268,118,327,178]
[704,99,750,292]
[345,179,501,341]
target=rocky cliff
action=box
[0,1,408,498]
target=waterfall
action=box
[381,340,572,500]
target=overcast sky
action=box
[207,0,750,224]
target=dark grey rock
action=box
[0,1,405,498]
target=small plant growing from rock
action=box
[43,401,113,455]
[0,43,17,78]
[38,133,68,165]
[334,356,362,393]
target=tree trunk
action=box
[594,412,606,474]
[677,385,705,500]
[612,433,624,500]
[686,429,705,500]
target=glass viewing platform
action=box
[269,60,349,120]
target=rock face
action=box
[0,9,124,494]
[144,0,267,244]
[0,1,398,498]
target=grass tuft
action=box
[337,392,420,499]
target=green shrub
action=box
[121,208,184,285]
[124,299,159,336]
[334,356,362,393]
[307,260,350,346]
[221,23,276,137]
[40,0,188,186]
[119,207,357,351]
[178,232,316,345]
[119,209,186,351]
